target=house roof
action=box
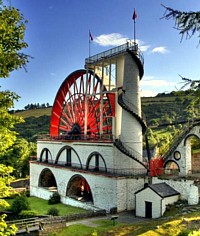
[135,182,180,198]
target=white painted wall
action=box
[38,141,114,170]
[135,187,179,218]
[165,125,200,176]
[162,195,179,215]
[120,54,143,164]
[135,187,161,218]
[153,177,199,205]
[30,162,145,212]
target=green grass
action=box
[13,107,52,118]
[49,213,200,236]
[6,196,87,216]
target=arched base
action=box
[66,175,93,203]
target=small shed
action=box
[135,183,180,218]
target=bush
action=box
[48,192,61,205]
[19,210,37,218]
[47,207,59,216]
[10,195,30,215]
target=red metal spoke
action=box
[61,109,73,125]
[50,70,114,137]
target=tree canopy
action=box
[0,2,29,77]
[162,5,200,116]
[0,1,29,234]
[162,5,200,44]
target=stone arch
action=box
[164,160,180,175]
[55,145,82,168]
[38,168,57,189]
[39,148,52,163]
[86,152,107,172]
[184,134,200,146]
[184,134,200,173]
[66,174,93,203]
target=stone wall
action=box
[153,177,199,205]
[192,153,200,172]
[30,162,146,212]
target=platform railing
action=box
[37,133,114,142]
[85,41,144,66]
[33,160,147,177]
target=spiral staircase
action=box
[114,92,148,169]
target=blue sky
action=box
[1,0,200,109]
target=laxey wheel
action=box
[50,69,114,138]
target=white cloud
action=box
[136,39,150,52]
[93,33,169,56]
[94,33,128,47]
[94,33,151,54]
[141,90,158,97]
[141,79,175,87]
[151,46,169,54]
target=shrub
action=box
[48,192,61,205]
[47,207,59,216]
[10,195,30,215]
[19,210,37,218]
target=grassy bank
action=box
[6,196,87,216]
[49,212,200,236]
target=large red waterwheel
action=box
[50,69,115,138]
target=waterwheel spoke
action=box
[50,70,113,137]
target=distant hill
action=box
[13,107,52,118]
[13,90,199,142]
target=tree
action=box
[1,138,36,178]
[0,91,24,156]
[0,1,29,234]
[0,164,17,235]
[162,5,200,119]
[0,1,29,78]
[162,5,200,44]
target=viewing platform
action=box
[85,41,144,68]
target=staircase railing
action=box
[118,92,147,133]
[114,138,148,169]
[163,121,198,160]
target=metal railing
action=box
[114,138,148,169]
[85,41,144,66]
[34,160,147,177]
[37,133,114,142]
[120,92,146,122]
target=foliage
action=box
[14,115,50,142]
[48,192,61,205]
[0,164,17,235]
[162,5,200,43]
[0,3,29,78]
[162,5,200,119]
[19,210,37,218]
[0,1,30,234]
[47,207,59,216]
[10,195,30,215]
[178,230,200,236]
[0,214,17,236]
[24,102,50,110]
[0,164,15,208]
[0,90,24,157]
[0,138,36,177]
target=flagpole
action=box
[89,30,91,59]
[134,17,136,44]
[132,8,137,45]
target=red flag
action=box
[132,8,137,21]
[89,31,93,41]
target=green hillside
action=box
[13,91,199,143]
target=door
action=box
[145,201,152,218]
